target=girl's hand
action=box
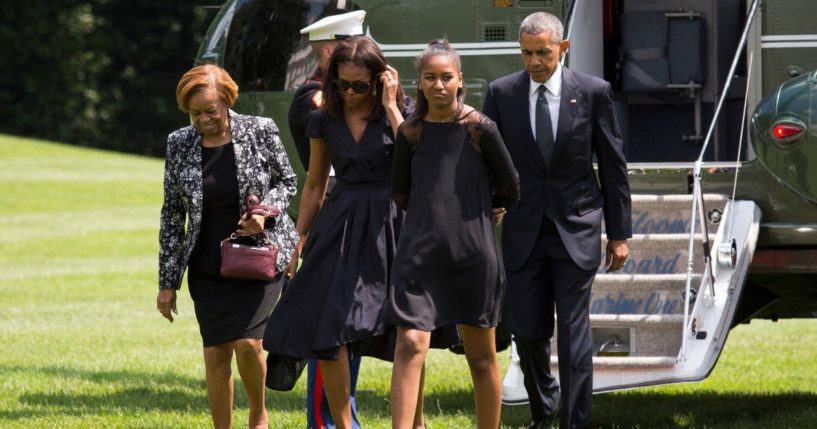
[492,207,507,225]
[287,236,307,278]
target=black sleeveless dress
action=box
[186,143,282,347]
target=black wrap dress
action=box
[264,104,418,361]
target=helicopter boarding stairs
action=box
[501,0,763,400]
[501,192,761,401]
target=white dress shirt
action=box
[529,63,562,142]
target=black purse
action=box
[265,353,307,391]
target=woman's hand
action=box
[380,65,399,109]
[156,289,177,323]
[237,213,266,236]
[492,207,507,225]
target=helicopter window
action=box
[222,0,362,92]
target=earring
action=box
[373,86,377,96]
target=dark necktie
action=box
[535,85,554,166]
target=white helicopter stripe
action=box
[382,48,521,57]
[366,28,521,57]
[761,34,817,49]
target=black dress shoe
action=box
[527,414,555,429]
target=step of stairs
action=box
[590,273,701,316]
[592,314,683,356]
[552,356,677,370]
[599,233,713,274]
[550,314,684,358]
[627,194,727,235]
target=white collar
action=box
[529,63,562,97]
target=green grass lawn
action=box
[1,134,816,428]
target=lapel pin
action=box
[570,99,577,104]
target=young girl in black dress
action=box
[388,40,520,429]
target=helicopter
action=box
[196,0,817,400]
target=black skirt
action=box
[188,271,284,347]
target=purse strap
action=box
[220,231,273,246]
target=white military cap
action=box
[300,10,366,42]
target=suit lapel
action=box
[552,67,580,171]
[512,72,546,169]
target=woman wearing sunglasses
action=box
[264,36,449,428]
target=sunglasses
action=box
[335,79,372,94]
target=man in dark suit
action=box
[482,11,632,429]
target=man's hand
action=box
[605,239,629,272]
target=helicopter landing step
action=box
[502,196,760,403]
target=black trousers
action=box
[506,217,596,429]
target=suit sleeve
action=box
[287,82,321,169]
[157,135,187,290]
[391,126,412,211]
[261,119,298,213]
[482,84,502,135]
[593,82,632,240]
[480,121,520,208]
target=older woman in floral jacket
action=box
[156,64,298,429]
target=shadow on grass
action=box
[592,391,817,429]
[0,364,310,422]
[355,389,817,429]
[352,388,534,426]
[5,364,817,428]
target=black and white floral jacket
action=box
[158,110,300,290]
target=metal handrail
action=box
[564,0,578,41]
[561,0,579,66]
[679,0,761,361]
[697,182,717,296]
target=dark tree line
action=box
[0,1,220,156]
